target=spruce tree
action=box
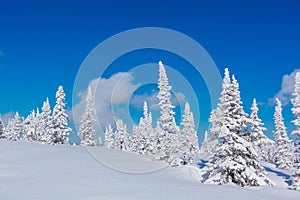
[291,72,300,167]
[40,98,53,144]
[157,61,180,166]
[52,86,72,145]
[114,119,129,151]
[180,102,199,165]
[273,98,293,169]
[249,98,274,161]
[104,124,114,148]
[23,110,37,141]
[202,69,273,187]
[290,72,300,191]
[78,86,96,146]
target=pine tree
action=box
[114,119,129,151]
[290,72,300,191]
[104,124,114,148]
[203,126,274,186]
[135,101,154,154]
[249,98,274,161]
[202,69,273,187]
[40,98,53,144]
[205,68,232,153]
[152,121,167,160]
[78,86,96,146]
[180,102,199,165]
[23,110,37,141]
[0,117,5,139]
[157,61,180,166]
[291,72,300,167]
[52,86,72,145]
[5,112,22,141]
[273,98,293,169]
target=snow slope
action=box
[0,140,299,200]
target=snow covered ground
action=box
[0,140,299,200]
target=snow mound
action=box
[0,140,299,200]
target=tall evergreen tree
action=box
[291,72,300,167]
[249,98,274,161]
[180,102,199,165]
[157,61,180,166]
[52,86,72,145]
[290,72,300,191]
[78,86,96,146]
[273,98,293,169]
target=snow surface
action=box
[0,140,299,199]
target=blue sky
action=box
[1,0,300,140]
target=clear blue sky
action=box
[1,0,300,140]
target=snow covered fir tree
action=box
[202,68,273,186]
[273,98,294,169]
[78,86,96,146]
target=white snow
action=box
[0,140,299,199]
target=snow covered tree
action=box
[78,86,96,146]
[157,61,181,166]
[5,112,22,141]
[152,121,167,160]
[104,124,114,148]
[114,119,129,151]
[52,86,72,145]
[290,72,300,191]
[134,101,155,154]
[273,98,293,169]
[202,69,273,187]
[291,72,300,167]
[0,117,5,139]
[249,98,274,161]
[39,98,53,144]
[23,110,37,141]
[202,126,274,186]
[180,102,199,165]
[205,69,249,153]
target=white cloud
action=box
[72,72,139,131]
[268,69,300,106]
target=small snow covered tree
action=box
[273,98,294,169]
[290,169,300,191]
[134,101,154,154]
[78,86,96,146]
[5,112,22,141]
[0,117,5,139]
[39,98,53,144]
[291,72,300,167]
[180,102,199,165]
[104,124,114,148]
[152,121,167,160]
[23,110,37,141]
[157,61,181,166]
[52,86,72,145]
[249,98,274,161]
[114,119,129,151]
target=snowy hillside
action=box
[0,140,299,200]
